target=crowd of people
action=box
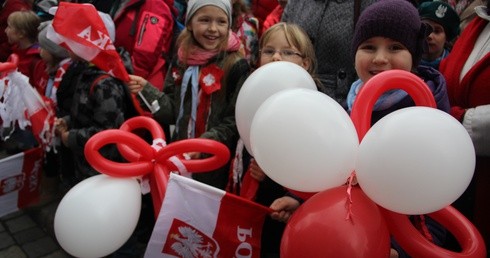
[0,0,489,257]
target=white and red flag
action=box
[0,70,56,150]
[0,147,43,217]
[145,173,271,258]
[47,2,129,82]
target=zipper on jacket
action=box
[137,13,150,46]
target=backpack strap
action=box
[89,73,142,119]
[89,74,111,95]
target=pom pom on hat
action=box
[352,0,429,67]
[418,1,460,41]
[185,0,232,27]
[38,21,70,59]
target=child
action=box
[347,0,450,122]
[5,10,47,95]
[231,0,259,67]
[347,0,450,256]
[128,0,251,190]
[229,22,320,257]
[37,20,71,104]
[2,10,46,154]
[419,1,460,70]
[37,20,72,185]
[51,3,137,183]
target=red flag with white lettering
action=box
[0,147,43,218]
[47,2,129,82]
[145,173,271,258]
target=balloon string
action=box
[345,171,356,221]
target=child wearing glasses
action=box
[227,22,321,257]
[127,0,251,190]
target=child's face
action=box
[5,22,22,44]
[40,48,54,64]
[422,20,447,61]
[259,30,309,70]
[355,37,413,83]
[187,6,229,51]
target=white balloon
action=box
[356,107,475,215]
[55,175,142,258]
[236,61,317,154]
[250,88,358,192]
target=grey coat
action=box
[282,0,377,106]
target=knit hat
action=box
[185,0,232,27]
[352,0,429,67]
[38,21,70,59]
[418,1,460,41]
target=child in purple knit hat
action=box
[347,0,450,257]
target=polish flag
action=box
[145,173,271,258]
[1,71,56,149]
[47,2,129,82]
[0,147,43,217]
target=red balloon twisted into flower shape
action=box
[350,70,486,258]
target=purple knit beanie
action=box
[352,0,427,67]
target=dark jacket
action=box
[371,65,450,124]
[137,53,251,189]
[65,62,134,180]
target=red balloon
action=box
[117,116,166,162]
[281,185,390,257]
[84,129,156,177]
[381,206,486,258]
[350,70,436,140]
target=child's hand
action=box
[185,152,201,159]
[249,159,266,182]
[54,118,68,136]
[270,196,301,223]
[127,74,147,94]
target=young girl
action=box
[418,1,460,70]
[229,22,320,257]
[231,0,259,67]
[5,10,47,95]
[347,0,449,256]
[128,0,251,190]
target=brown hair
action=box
[7,10,40,43]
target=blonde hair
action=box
[259,22,317,76]
[7,10,40,43]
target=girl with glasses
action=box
[228,22,322,258]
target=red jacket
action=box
[440,17,490,121]
[262,5,284,36]
[113,0,174,90]
[251,0,278,33]
[439,16,490,251]
[12,44,48,95]
[0,0,32,61]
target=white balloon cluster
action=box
[236,63,475,215]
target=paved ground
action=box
[0,173,150,258]
[0,176,71,258]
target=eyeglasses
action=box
[260,48,304,59]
